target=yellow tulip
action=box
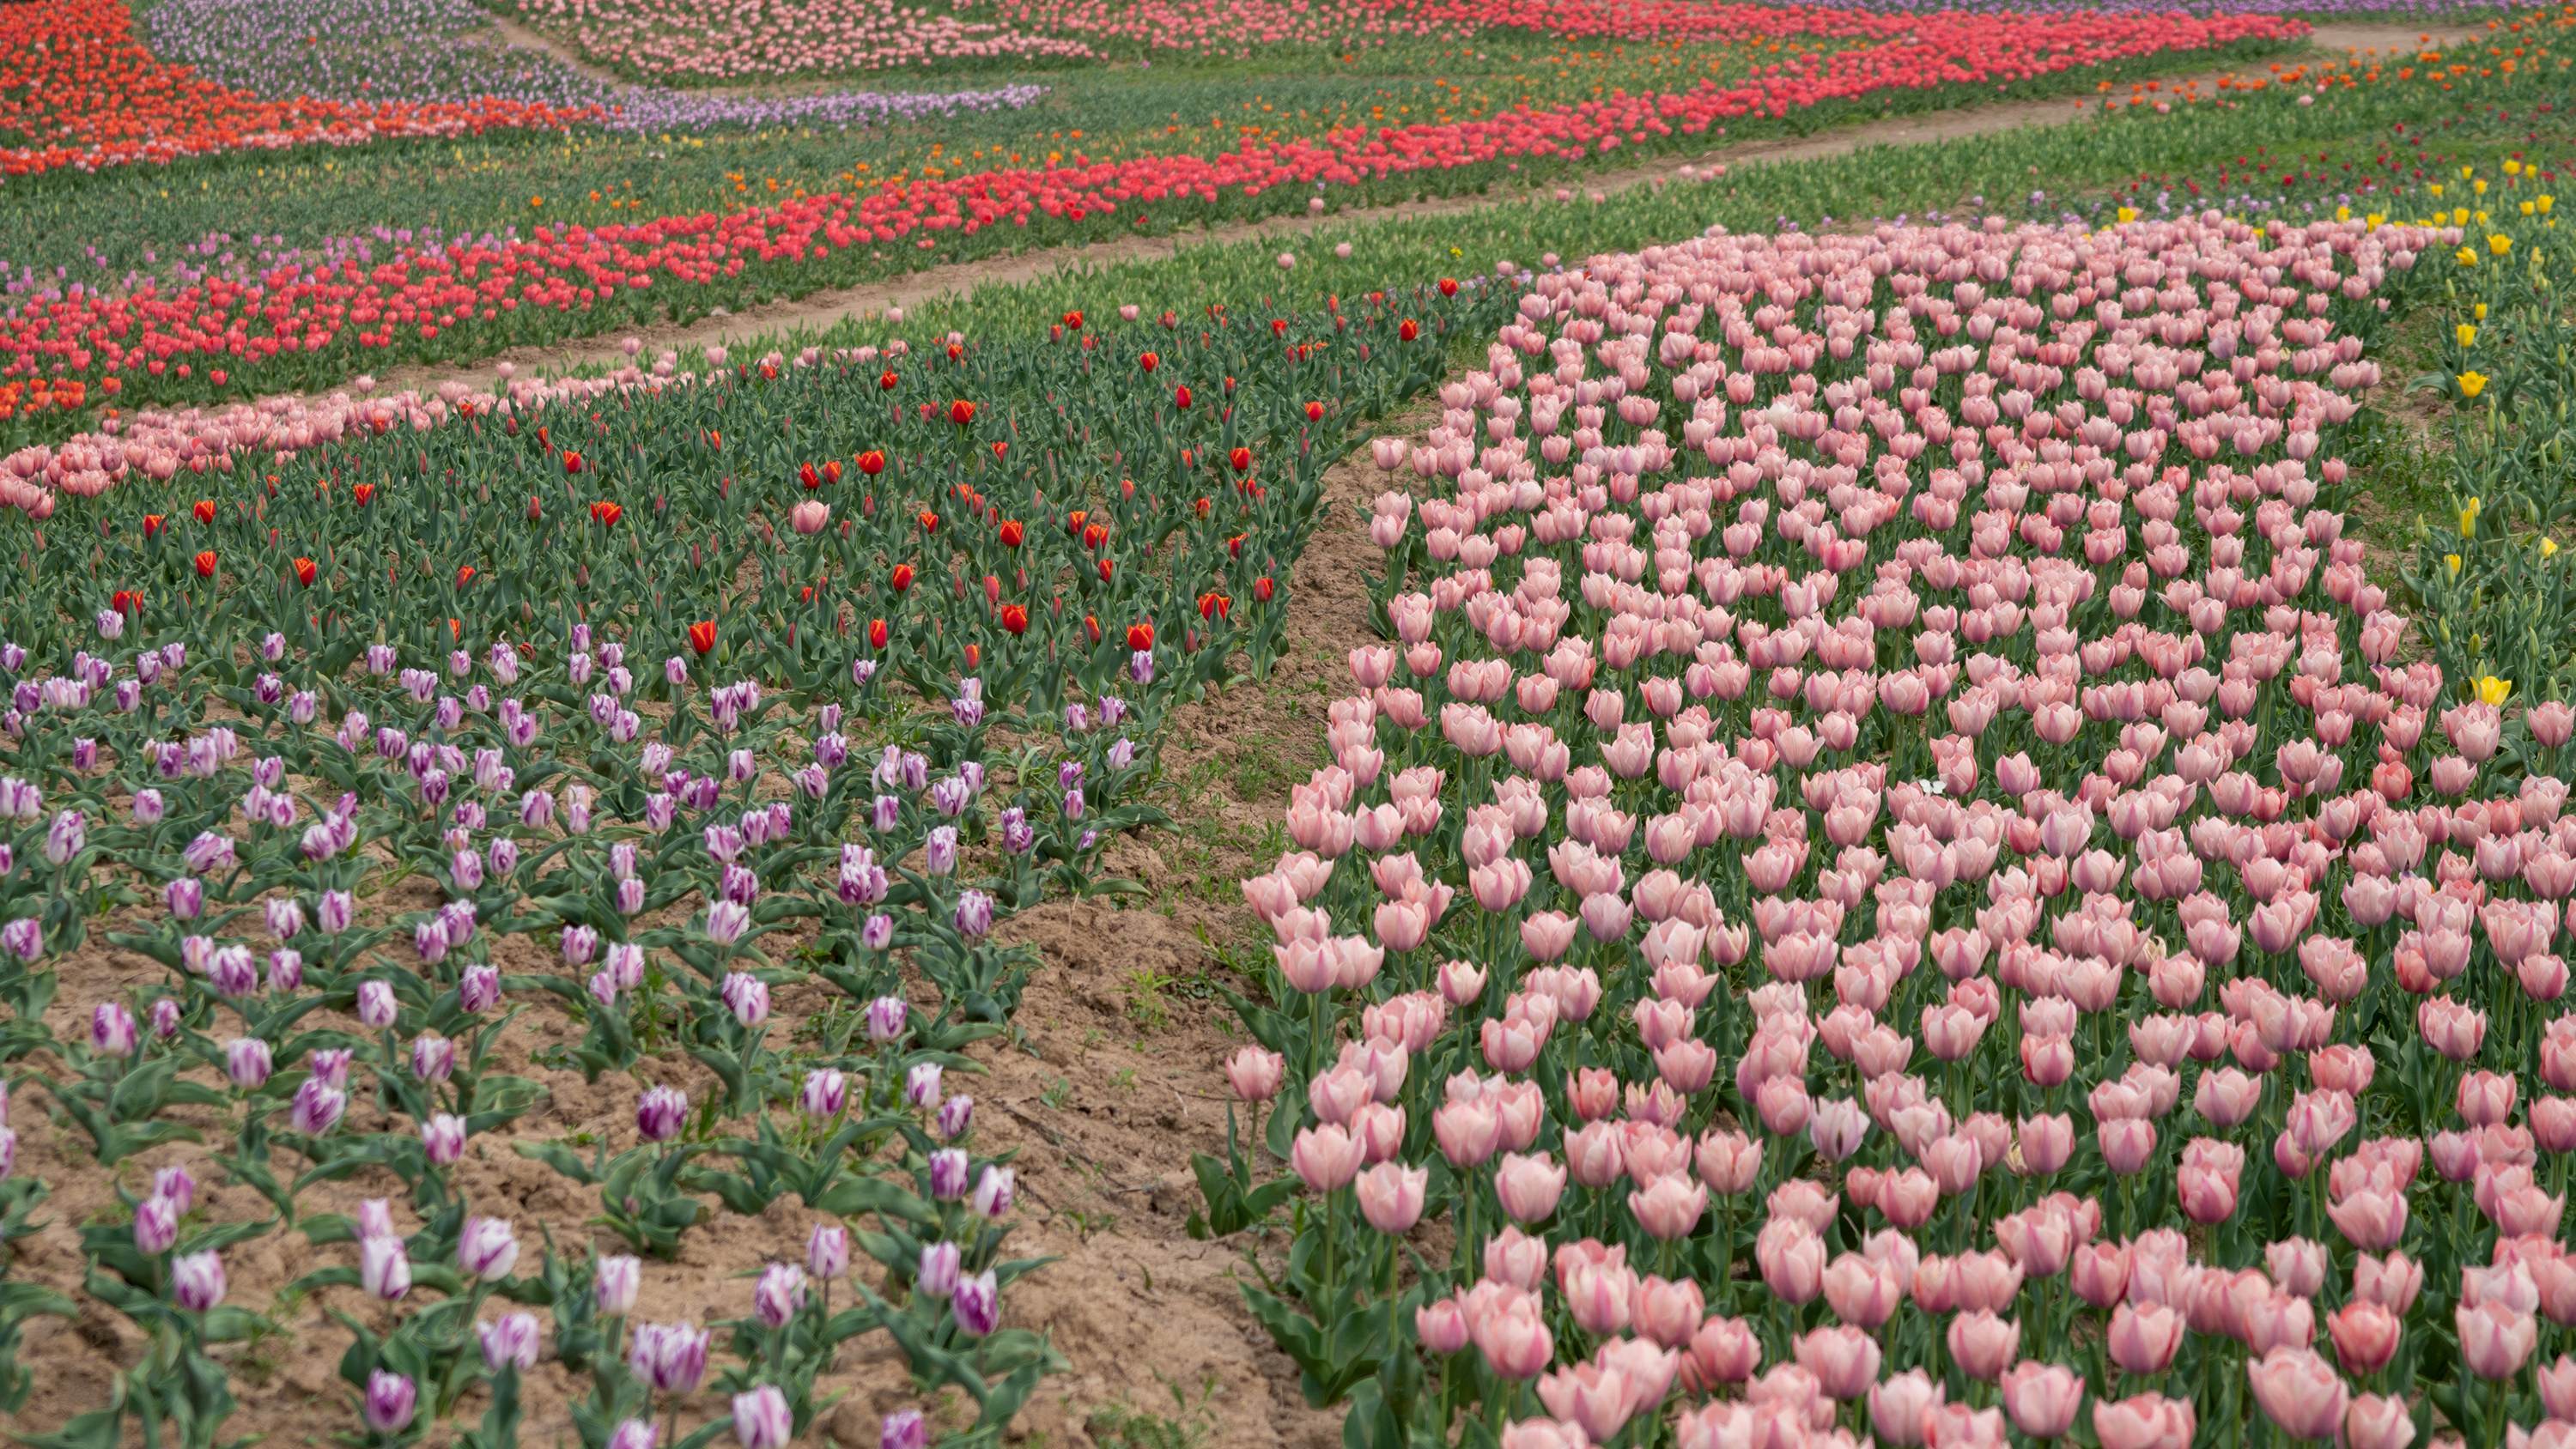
[2508,159,2524,175]
[2477,303,2489,320]
[2117,207,2138,223]
[2461,371,2490,398]
[2337,206,2353,222]
[2456,209,2471,226]
[2432,183,2447,197]
[2525,201,2539,216]
[2492,233,2514,256]
[2476,179,2490,197]
[2543,195,2557,215]
[2545,536,2561,558]
[2478,676,2514,706]
[2366,212,2385,230]
[2459,248,2480,267]
[2459,323,2479,347]
[2448,553,2464,575]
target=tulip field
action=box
[3,0,2576,1443]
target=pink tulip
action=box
[1996,1207,2074,1279]
[2069,1240,2132,1308]
[1562,1253,1636,1337]
[1224,1046,1285,1101]
[1631,1173,1707,1240]
[1534,1361,1634,1444]
[2001,1361,2084,1439]
[2267,1238,2328,1298]
[1485,1225,1548,1292]
[1498,1421,1587,1449]
[1756,1218,1826,1304]
[2326,1186,2409,1252]
[2459,1300,2541,1379]
[1631,1274,1704,1350]
[2353,1252,2424,1314]
[1795,1325,1882,1400]
[1416,1294,1471,1355]
[1473,1290,1554,1379]
[2342,1395,2416,1449]
[2094,1395,2196,1449]
[2540,1355,2576,1421]
[1823,1251,1905,1329]
[2247,1346,2348,1440]
[2325,1299,2400,1375]
[1432,1100,1501,1168]
[1924,1402,2010,1449]
[1494,1151,1566,1223]
[2107,1300,2184,1375]
[1870,1368,1946,1447]
[1947,1311,2020,1381]
[2178,1138,2245,1224]
[2194,1067,2263,1128]
[1682,1315,1761,1391]
[2239,1290,2316,1355]
[2461,1069,2520,1127]
[1355,1162,1426,1234]
[2019,1113,2076,1175]
[1291,1125,1363,1193]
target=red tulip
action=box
[948,399,975,427]
[291,557,317,587]
[687,620,716,655]
[194,550,216,578]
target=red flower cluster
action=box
[0,0,598,180]
[0,9,2296,402]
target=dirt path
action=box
[194,21,2491,414]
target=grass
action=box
[1086,1370,1224,1449]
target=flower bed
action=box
[137,0,1055,132]
[1192,212,2576,1449]
[0,6,2300,426]
[0,0,604,180]
[0,277,1483,1446]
